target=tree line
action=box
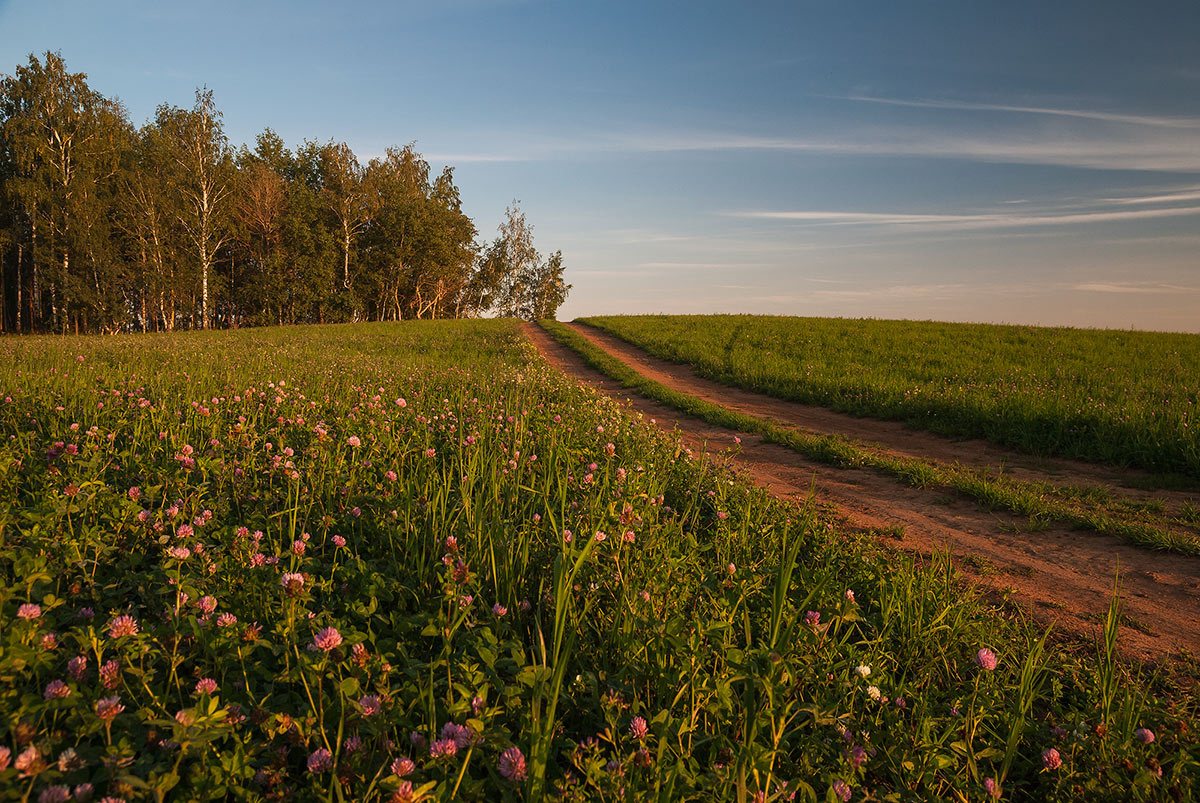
[0,52,570,334]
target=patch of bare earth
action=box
[524,322,1200,665]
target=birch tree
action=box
[156,88,232,329]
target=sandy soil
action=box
[524,321,1200,664]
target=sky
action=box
[2,0,1199,331]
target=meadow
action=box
[0,321,1196,802]
[581,315,1200,481]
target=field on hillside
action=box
[0,322,1196,802]
[582,315,1200,480]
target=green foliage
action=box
[0,52,563,334]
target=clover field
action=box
[0,321,1195,802]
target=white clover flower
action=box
[855,664,871,678]
[866,685,881,701]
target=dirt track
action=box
[524,321,1200,664]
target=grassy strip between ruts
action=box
[538,320,1200,557]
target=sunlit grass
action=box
[0,321,1194,801]
[582,315,1200,481]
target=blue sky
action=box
[3,0,1199,330]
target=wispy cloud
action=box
[593,126,1200,171]
[636,261,768,269]
[1100,185,1200,205]
[732,204,1200,231]
[1075,282,1200,294]
[839,95,1200,130]
[422,152,526,164]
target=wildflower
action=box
[41,632,59,650]
[392,782,418,803]
[96,696,125,722]
[292,539,306,556]
[332,535,347,547]
[194,678,219,696]
[846,744,867,770]
[175,709,196,726]
[343,735,363,754]
[831,780,852,802]
[805,610,821,626]
[57,748,83,772]
[983,778,1000,799]
[472,695,485,716]
[845,589,856,603]
[429,739,457,758]
[360,694,382,717]
[72,784,94,801]
[307,748,334,773]
[493,603,508,616]
[217,612,238,627]
[107,615,139,638]
[1134,728,1155,744]
[453,559,470,584]
[855,664,871,678]
[630,716,649,740]
[100,660,121,689]
[594,530,607,542]
[311,626,343,652]
[39,786,71,803]
[44,679,71,699]
[17,602,41,620]
[347,435,361,447]
[197,596,217,614]
[410,731,428,751]
[395,398,407,407]
[1042,747,1062,770]
[866,686,881,701]
[67,655,87,680]
[441,722,473,749]
[975,648,998,671]
[498,746,527,782]
[15,745,41,776]
[176,524,194,539]
[0,746,8,771]
[281,573,305,594]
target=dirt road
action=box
[524,321,1200,664]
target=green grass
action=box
[541,320,1200,556]
[0,321,1196,801]
[581,314,1200,481]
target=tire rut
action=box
[525,321,1200,665]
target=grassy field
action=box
[0,322,1196,801]
[581,315,1200,481]
[540,322,1200,555]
